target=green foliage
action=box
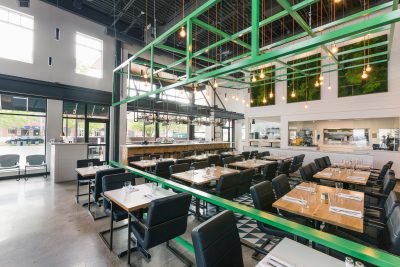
[250,65,275,107]
[338,35,388,97]
[287,53,321,103]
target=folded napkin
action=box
[347,176,366,181]
[295,185,316,193]
[337,193,362,201]
[318,172,333,178]
[259,255,295,267]
[282,195,307,205]
[329,206,363,218]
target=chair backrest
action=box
[382,170,396,195]
[385,191,400,219]
[102,173,136,210]
[378,163,391,179]
[250,180,277,214]
[93,168,125,201]
[289,155,302,173]
[298,154,305,163]
[216,172,240,200]
[272,174,291,199]
[234,155,245,162]
[175,158,192,165]
[77,158,101,168]
[263,162,279,181]
[241,151,250,160]
[169,163,190,175]
[257,151,270,158]
[26,155,45,165]
[0,154,20,167]
[387,161,394,169]
[322,156,332,167]
[207,155,220,167]
[128,155,142,162]
[144,193,191,249]
[299,163,317,182]
[191,161,208,170]
[314,158,327,171]
[154,160,175,178]
[191,210,244,267]
[150,154,161,159]
[237,168,255,196]
[387,206,400,256]
[278,160,292,175]
[222,156,235,165]
[181,151,193,158]
[310,162,318,173]
[249,150,258,159]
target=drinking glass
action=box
[88,162,93,169]
[224,164,228,170]
[140,156,144,161]
[345,257,355,267]
[151,183,157,194]
[190,167,195,177]
[152,157,156,161]
[124,181,131,191]
[301,193,309,209]
[329,193,337,209]
[335,182,343,195]
[211,164,216,170]
[311,182,317,194]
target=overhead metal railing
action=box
[110,161,400,267]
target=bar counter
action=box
[121,142,230,164]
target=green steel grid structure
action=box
[110,161,400,267]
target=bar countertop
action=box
[124,141,230,148]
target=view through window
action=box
[75,32,103,78]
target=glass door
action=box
[86,120,109,161]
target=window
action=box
[0,5,33,63]
[251,65,276,107]
[75,32,103,78]
[159,122,188,141]
[194,124,206,140]
[126,111,156,143]
[338,35,388,97]
[161,88,191,104]
[127,79,156,98]
[194,90,209,106]
[287,54,321,103]
[0,94,46,170]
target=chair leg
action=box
[24,167,28,181]
[251,239,271,260]
[166,240,193,267]
[76,181,80,204]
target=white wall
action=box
[0,0,115,92]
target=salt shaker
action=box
[355,261,365,267]
[345,257,354,267]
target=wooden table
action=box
[332,162,372,171]
[229,159,273,169]
[273,182,364,233]
[75,165,112,177]
[256,238,343,267]
[313,167,370,186]
[102,184,175,262]
[263,155,292,161]
[171,166,240,185]
[220,151,240,157]
[129,158,176,169]
[185,154,217,161]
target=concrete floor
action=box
[0,177,260,267]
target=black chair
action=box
[234,155,245,162]
[129,193,192,265]
[100,173,136,250]
[24,154,47,180]
[213,172,240,200]
[89,168,125,219]
[176,158,192,165]
[314,157,327,171]
[322,156,332,167]
[257,151,270,159]
[289,155,303,174]
[364,190,400,224]
[153,160,175,179]
[249,150,258,159]
[192,161,208,170]
[222,156,235,166]
[277,160,291,175]
[149,154,161,159]
[297,154,305,164]
[254,162,278,183]
[191,210,244,267]
[299,163,319,182]
[0,154,21,181]
[181,151,193,158]
[75,159,101,203]
[128,155,143,167]
[271,174,291,199]
[237,168,255,197]
[364,169,397,207]
[207,155,220,167]
[250,181,307,258]
[241,151,250,160]
[170,163,190,175]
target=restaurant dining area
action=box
[1,0,400,266]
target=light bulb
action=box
[231,95,235,99]
[320,81,324,85]
[304,104,308,109]
[366,64,372,72]
[246,103,249,107]
[242,99,245,104]
[250,98,254,104]
[281,96,286,100]
[269,91,274,98]
[331,45,338,54]
[361,70,368,79]
[252,75,257,82]
[236,96,239,101]
[143,73,148,79]
[319,75,324,81]
[262,97,267,104]
[315,81,320,87]
[179,26,186,38]
[260,72,265,79]
[328,85,332,90]
[334,0,341,3]
[214,81,218,88]
[291,91,296,98]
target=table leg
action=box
[110,202,114,250]
[127,213,132,265]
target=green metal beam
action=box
[251,0,260,57]
[186,19,193,79]
[192,18,251,49]
[110,161,400,267]
[276,0,339,64]
[388,0,399,60]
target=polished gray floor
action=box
[0,177,260,267]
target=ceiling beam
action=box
[110,0,138,27]
[388,0,399,60]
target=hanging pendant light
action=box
[328,85,332,90]
[291,90,296,98]
[224,93,228,101]
[236,95,239,101]
[179,26,186,38]
[252,75,257,82]
[315,80,320,87]
[143,71,148,79]
[259,70,265,79]
[331,43,338,54]
[304,103,309,109]
[319,75,324,81]
[366,64,372,72]
[250,98,254,104]
[262,96,267,104]
[361,69,368,79]
[213,78,218,88]
[269,91,274,99]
